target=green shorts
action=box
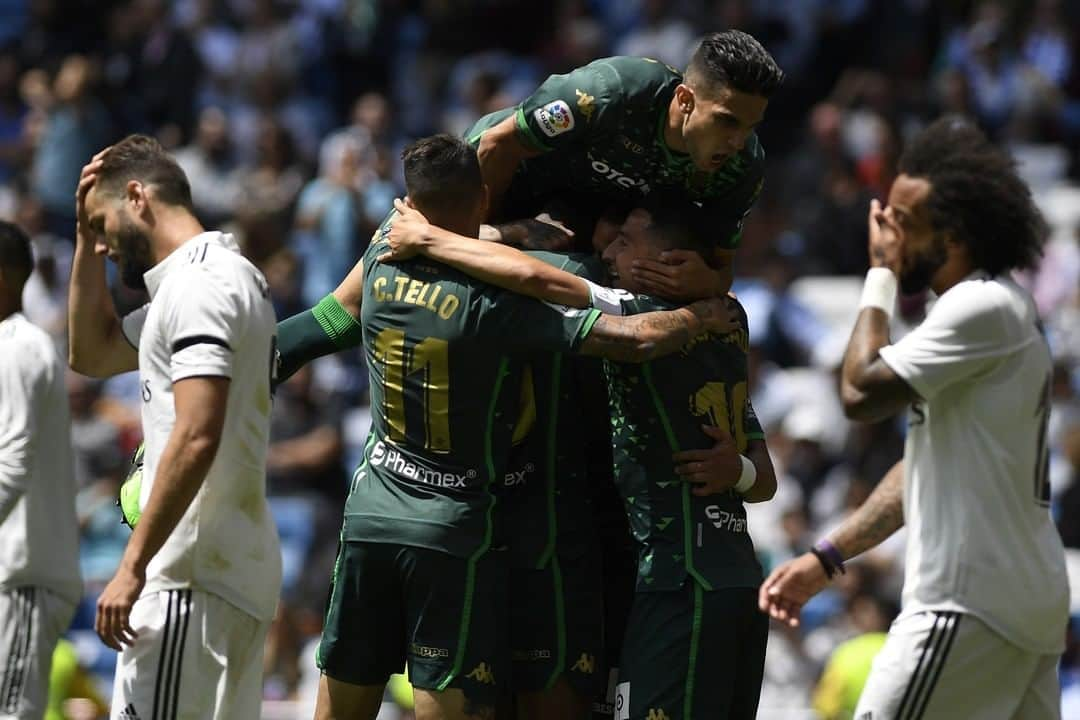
[509,549,603,697]
[616,584,767,720]
[317,541,508,707]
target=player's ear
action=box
[126,180,147,213]
[675,84,694,114]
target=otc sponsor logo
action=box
[705,505,747,532]
[587,153,651,193]
[503,462,536,487]
[368,440,476,488]
[614,682,630,720]
[466,662,496,685]
[534,100,575,138]
[571,652,596,674]
[575,89,596,121]
[513,648,552,661]
[410,643,449,659]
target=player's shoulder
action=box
[586,55,680,100]
[929,273,1037,339]
[0,314,55,377]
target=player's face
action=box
[85,186,155,291]
[601,208,656,293]
[884,174,947,295]
[679,83,767,172]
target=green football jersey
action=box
[467,56,765,249]
[604,295,764,592]
[346,238,601,559]
[499,252,608,569]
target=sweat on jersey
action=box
[878,271,1069,655]
[0,314,81,605]
[120,232,282,622]
[468,56,766,249]
[343,237,603,560]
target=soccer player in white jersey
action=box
[67,135,282,720]
[0,220,82,719]
[758,117,1068,719]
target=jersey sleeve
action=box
[159,268,240,382]
[472,289,601,353]
[514,60,617,152]
[0,334,45,517]
[120,304,150,348]
[878,283,1033,402]
[701,140,766,250]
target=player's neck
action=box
[663,96,688,153]
[931,255,976,296]
[0,295,19,322]
[149,208,207,265]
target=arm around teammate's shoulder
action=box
[477,114,543,218]
[579,297,739,363]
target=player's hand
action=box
[673,425,742,496]
[95,564,144,650]
[632,249,719,300]
[688,296,740,335]
[75,147,110,247]
[379,198,431,262]
[758,553,829,628]
[867,198,903,274]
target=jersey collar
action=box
[143,231,240,298]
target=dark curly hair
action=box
[898,117,1047,275]
[686,30,785,98]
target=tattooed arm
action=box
[578,298,737,363]
[759,461,904,627]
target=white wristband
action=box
[734,455,757,494]
[859,267,898,318]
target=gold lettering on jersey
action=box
[373,272,462,320]
[618,135,644,154]
[681,326,748,355]
[575,88,596,122]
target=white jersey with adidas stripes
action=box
[878,272,1068,655]
[120,231,281,622]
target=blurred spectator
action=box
[0,49,27,185]
[174,105,242,227]
[18,194,71,341]
[614,0,696,68]
[28,54,111,239]
[234,117,307,260]
[132,0,202,147]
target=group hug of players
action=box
[274,30,787,720]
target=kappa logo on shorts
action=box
[118,703,141,720]
[646,709,671,720]
[466,662,496,685]
[534,100,575,138]
[571,652,596,674]
[410,643,449,659]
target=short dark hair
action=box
[898,117,1047,275]
[640,192,714,260]
[401,134,483,218]
[97,134,194,210]
[0,220,33,289]
[686,30,784,98]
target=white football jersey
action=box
[0,313,81,605]
[122,232,281,622]
[879,272,1068,654]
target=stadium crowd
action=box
[0,0,1079,717]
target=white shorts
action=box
[0,586,75,720]
[111,589,269,720]
[855,610,1060,720]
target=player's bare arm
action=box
[631,245,733,300]
[382,198,591,308]
[476,114,543,219]
[580,297,737,363]
[483,215,575,251]
[758,460,904,627]
[673,431,776,502]
[96,376,228,650]
[68,149,139,377]
[841,199,918,422]
[330,256,365,318]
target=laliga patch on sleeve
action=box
[614,682,630,720]
[534,100,575,138]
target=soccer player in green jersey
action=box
[381,196,778,720]
[276,136,737,720]
[470,30,783,299]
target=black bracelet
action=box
[809,546,837,580]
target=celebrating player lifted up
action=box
[469,29,783,298]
